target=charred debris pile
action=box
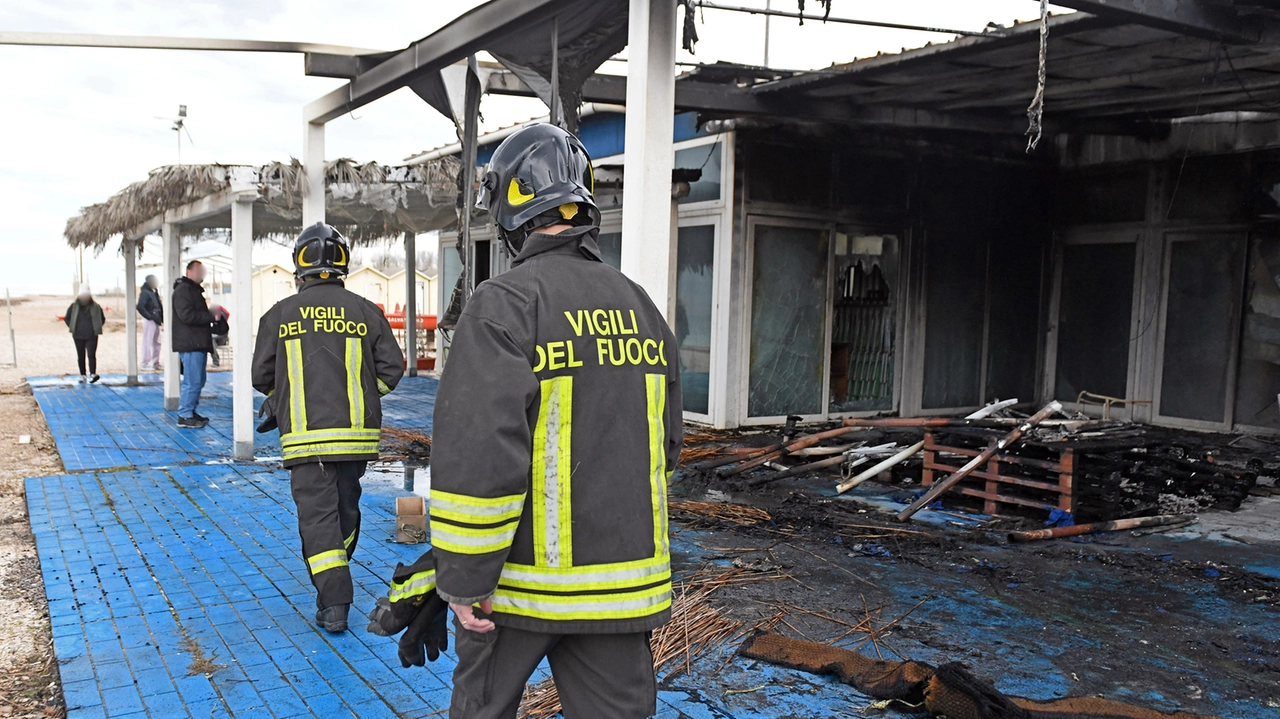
[682,401,1272,525]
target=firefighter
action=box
[251,223,405,633]
[430,123,683,718]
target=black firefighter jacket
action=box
[171,277,214,353]
[431,226,683,635]
[251,278,405,467]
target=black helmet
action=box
[475,123,599,254]
[293,222,351,279]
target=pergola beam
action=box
[0,31,382,55]
[1047,0,1273,43]
[304,0,570,123]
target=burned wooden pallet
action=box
[921,430,1074,518]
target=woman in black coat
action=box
[65,284,105,383]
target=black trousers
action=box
[290,460,365,608]
[74,337,98,376]
[450,621,657,719]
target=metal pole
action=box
[162,224,181,410]
[231,198,254,460]
[763,0,771,67]
[550,17,560,127]
[6,288,15,367]
[405,231,418,378]
[303,121,326,226]
[124,240,139,384]
[460,56,481,302]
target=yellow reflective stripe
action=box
[388,569,437,603]
[307,549,348,575]
[491,583,672,621]
[286,338,307,433]
[343,531,356,550]
[532,376,573,568]
[347,337,364,429]
[498,557,670,593]
[282,443,380,459]
[430,505,523,525]
[281,428,381,445]
[431,490,525,510]
[646,374,669,560]
[377,378,392,396]
[430,518,519,554]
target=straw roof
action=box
[64,157,461,250]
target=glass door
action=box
[675,222,717,419]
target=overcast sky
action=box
[0,0,1065,297]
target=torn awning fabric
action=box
[488,0,628,133]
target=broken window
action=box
[597,231,622,270]
[830,234,897,413]
[675,142,722,204]
[676,225,716,415]
[921,229,986,409]
[1055,241,1137,403]
[1234,235,1280,429]
[748,224,829,417]
[1158,234,1245,424]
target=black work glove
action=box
[398,593,449,667]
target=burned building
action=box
[432,10,1280,433]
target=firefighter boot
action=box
[315,604,350,633]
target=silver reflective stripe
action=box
[431,495,524,519]
[500,561,669,587]
[492,588,672,615]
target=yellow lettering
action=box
[300,307,312,319]
[278,323,288,338]
[628,310,639,335]
[643,338,659,365]
[357,322,368,336]
[608,339,626,366]
[610,310,621,336]
[591,309,609,336]
[564,311,584,337]
[596,338,610,365]
[533,345,547,372]
[547,341,566,371]
[565,340,583,368]
[625,338,643,365]
[314,319,325,333]
[659,340,667,366]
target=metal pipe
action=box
[895,401,1063,522]
[836,441,925,495]
[692,2,1004,38]
[550,16,560,127]
[718,425,860,477]
[0,31,384,55]
[750,454,867,487]
[1008,514,1192,543]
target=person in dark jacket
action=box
[252,223,404,633]
[65,284,104,384]
[171,260,225,428]
[428,124,683,719]
[136,275,164,371]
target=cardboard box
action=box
[396,496,427,543]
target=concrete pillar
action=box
[124,240,139,384]
[620,0,678,321]
[303,121,326,226]
[162,223,181,410]
[231,198,255,460]
[405,232,417,377]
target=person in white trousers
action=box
[137,274,164,370]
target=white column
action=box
[303,120,326,226]
[162,223,181,410]
[405,232,417,378]
[620,0,678,321]
[231,198,255,460]
[124,239,139,384]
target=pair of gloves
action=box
[366,552,451,667]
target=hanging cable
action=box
[1025,0,1049,152]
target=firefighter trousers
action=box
[449,618,656,719]
[290,460,365,609]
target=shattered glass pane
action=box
[749,225,828,417]
[597,232,622,270]
[675,143,721,204]
[1160,235,1245,423]
[829,235,897,413]
[675,225,715,414]
[1055,242,1136,402]
[1234,236,1280,429]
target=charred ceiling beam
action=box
[305,0,571,123]
[1048,0,1277,43]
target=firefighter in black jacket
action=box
[251,223,405,633]
[427,124,683,718]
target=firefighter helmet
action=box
[293,222,351,279]
[475,123,599,254]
